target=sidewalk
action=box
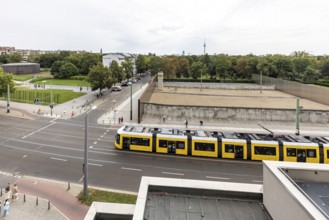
[0,176,88,220]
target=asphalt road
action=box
[0,112,263,193]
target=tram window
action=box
[115,134,120,144]
[195,142,215,151]
[176,141,185,149]
[287,148,296,156]
[254,146,276,155]
[225,144,234,153]
[131,137,150,146]
[307,149,316,158]
[327,150,329,159]
[159,140,167,148]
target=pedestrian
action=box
[12,184,18,200]
[185,120,188,128]
[5,183,10,193]
[121,116,124,123]
[200,120,203,126]
[3,199,10,216]
[118,117,121,124]
[63,108,66,114]
[163,115,166,123]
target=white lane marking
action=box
[50,118,57,123]
[93,141,97,144]
[252,180,263,183]
[22,122,55,139]
[162,172,184,176]
[50,157,67,162]
[100,135,104,138]
[78,176,84,182]
[89,163,103,167]
[33,181,38,185]
[89,146,93,148]
[206,176,230,180]
[121,167,142,172]
[23,155,28,158]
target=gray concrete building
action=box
[1,62,40,74]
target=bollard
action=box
[24,194,26,202]
[67,182,71,191]
[48,201,50,210]
[36,197,38,206]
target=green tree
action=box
[65,53,83,71]
[320,60,329,78]
[80,53,101,75]
[177,58,190,78]
[51,61,66,77]
[58,62,79,79]
[0,54,9,64]
[136,54,147,74]
[87,63,114,94]
[303,66,317,83]
[0,68,15,97]
[27,54,40,63]
[109,61,123,83]
[39,53,60,68]
[162,57,177,79]
[214,55,231,81]
[190,61,207,80]
[121,57,134,81]
[234,58,248,78]
[293,57,311,80]
[274,57,295,79]
[149,56,162,76]
[8,52,23,63]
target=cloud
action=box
[1,0,329,55]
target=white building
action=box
[102,53,137,74]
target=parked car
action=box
[121,82,130,87]
[111,86,122,91]
[131,78,138,83]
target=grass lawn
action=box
[31,78,90,87]
[77,188,137,206]
[6,87,85,104]
[13,71,53,81]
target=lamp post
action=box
[130,82,133,120]
[83,106,97,198]
[6,84,10,113]
[295,98,303,136]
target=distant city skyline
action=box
[1,0,329,55]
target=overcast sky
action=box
[2,0,329,55]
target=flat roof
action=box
[1,62,39,66]
[134,177,268,220]
[145,187,271,220]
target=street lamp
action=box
[295,98,303,136]
[83,105,97,198]
[6,84,10,113]
[130,82,133,120]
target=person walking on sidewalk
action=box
[12,184,18,200]
[3,199,10,216]
[185,120,188,128]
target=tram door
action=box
[297,149,306,162]
[235,146,243,159]
[123,137,130,150]
[168,141,176,154]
